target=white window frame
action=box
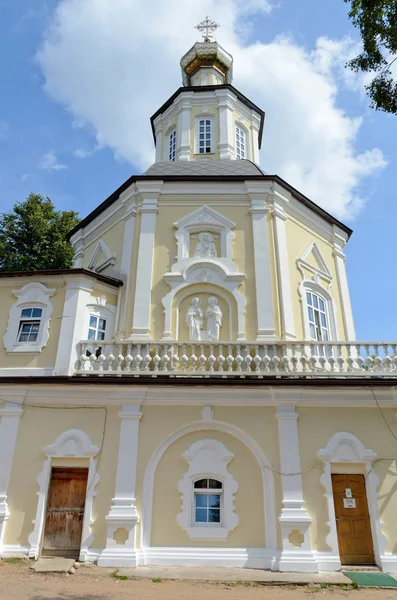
[193,477,223,527]
[301,281,338,343]
[235,124,246,160]
[168,130,176,161]
[195,117,214,155]
[3,282,55,353]
[177,439,238,540]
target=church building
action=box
[1,19,397,573]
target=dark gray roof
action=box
[143,159,265,177]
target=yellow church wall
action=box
[284,218,346,340]
[82,219,125,272]
[89,288,119,310]
[298,406,397,553]
[134,404,281,549]
[4,405,120,550]
[0,283,66,370]
[151,430,265,547]
[149,203,259,341]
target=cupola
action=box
[150,18,264,164]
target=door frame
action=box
[28,429,99,561]
[318,432,388,570]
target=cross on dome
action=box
[195,16,220,42]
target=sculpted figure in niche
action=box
[194,231,217,258]
[186,297,204,341]
[206,296,223,341]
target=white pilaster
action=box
[98,404,142,567]
[216,89,234,160]
[71,232,84,268]
[115,189,137,339]
[272,198,296,340]
[54,277,93,375]
[246,182,276,340]
[0,402,23,554]
[332,228,356,340]
[176,94,193,161]
[251,110,261,165]
[276,405,317,572]
[130,181,162,340]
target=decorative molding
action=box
[318,432,388,571]
[297,241,332,284]
[201,406,214,421]
[87,240,116,273]
[177,439,239,540]
[140,419,276,551]
[3,282,56,354]
[28,429,99,560]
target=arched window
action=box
[235,125,246,159]
[169,130,176,161]
[197,118,213,154]
[194,478,222,524]
[306,290,329,341]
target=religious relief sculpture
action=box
[186,296,222,341]
[194,231,217,258]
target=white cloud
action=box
[37,0,386,220]
[38,150,67,171]
[74,147,92,159]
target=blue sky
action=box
[0,0,395,340]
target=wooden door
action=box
[332,474,375,565]
[42,467,89,558]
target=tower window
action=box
[198,119,212,154]
[306,291,329,341]
[169,130,176,161]
[235,126,246,160]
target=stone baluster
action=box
[226,345,234,372]
[217,345,225,372]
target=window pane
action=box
[21,308,33,318]
[31,323,40,333]
[28,332,38,342]
[208,479,222,489]
[308,307,314,322]
[312,294,318,308]
[97,331,105,341]
[195,494,207,508]
[208,508,220,523]
[310,324,316,339]
[89,316,97,328]
[21,323,31,333]
[306,292,312,305]
[194,479,208,489]
[319,298,325,312]
[208,494,220,508]
[195,508,207,523]
[88,329,96,340]
[99,319,106,331]
[320,313,326,327]
[322,329,328,341]
[32,308,42,318]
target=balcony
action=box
[76,341,397,378]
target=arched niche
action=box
[174,284,236,342]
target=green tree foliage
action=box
[345,0,397,114]
[0,194,80,272]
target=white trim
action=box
[130,181,162,340]
[333,240,356,340]
[176,96,193,161]
[0,403,23,554]
[177,440,238,541]
[0,368,54,377]
[27,429,99,561]
[276,407,317,572]
[135,547,279,569]
[140,419,276,552]
[3,283,55,353]
[87,240,116,273]
[272,203,296,340]
[318,432,388,571]
[54,278,93,375]
[246,183,276,340]
[98,404,142,567]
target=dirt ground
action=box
[1,561,397,600]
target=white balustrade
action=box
[76,341,397,377]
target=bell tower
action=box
[150,18,264,164]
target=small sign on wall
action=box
[343,498,356,508]
[345,488,352,498]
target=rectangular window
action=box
[235,126,246,159]
[306,292,329,342]
[198,119,212,154]
[169,130,176,161]
[17,307,43,342]
[194,478,222,524]
[88,315,107,341]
